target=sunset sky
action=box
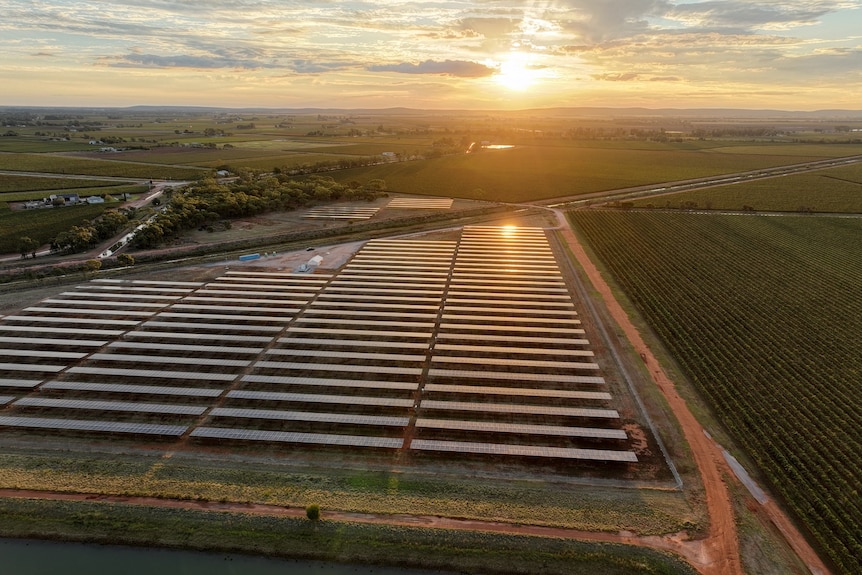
[1,0,860,110]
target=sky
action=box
[1,0,861,110]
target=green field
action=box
[0,204,108,253]
[0,498,696,575]
[633,163,862,212]
[568,211,862,575]
[0,175,121,193]
[0,152,209,180]
[328,144,862,203]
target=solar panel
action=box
[438,323,585,335]
[277,337,428,350]
[432,344,593,357]
[293,318,434,329]
[89,353,251,368]
[14,397,207,416]
[0,395,14,406]
[41,380,223,397]
[0,325,124,336]
[3,316,140,326]
[182,297,308,306]
[303,309,436,320]
[0,348,87,359]
[434,333,590,346]
[410,439,637,462]
[0,378,42,388]
[242,374,417,391]
[254,361,422,376]
[441,314,581,326]
[227,389,414,407]
[415,418,628,439]
[0,338,108,347]
[444,307,578,317]
[68,291,181,300]
[423,384,611,401]
[309,301,439,311]
[45,298,167,308]
[108,342,264,355]
[420,400,618,419]
[25,307,155,317]
[68,366,237,381]
[142,321,283,332]
[266,349,426,362]
[0,416,187,436]
[157,312,291,323]
[126,331,272,343]
[190,427,402,448]
[428,369,604,385]
[285,327,432,339]
[171,304,300,314]
[431,356,599,370]
[0,363,66,373]
[93,279,203,287]
[210,407,409,427]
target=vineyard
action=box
[330,145,846,203]
[0,153,208,181]
[568,211,862,575]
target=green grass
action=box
[0,175,120,193]
[0,204,107,252]
[0,152,209,180]
[328,144,850,202]
[633,163,862,212]
[0,451,698,536]
[0,498,697,575]
[568,211,862,575]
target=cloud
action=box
[592,72,641,82]
[368,59,495,78]
[666,1,846,31]
[107,52,277,69]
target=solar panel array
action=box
[387,198,454,209]
[0,227,637,464]
[303,206,380,219]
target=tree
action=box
[17,236,39,259]
[83,260,101,276]
[117,253,135,266]
[305,503,320,521]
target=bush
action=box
[305,503,320,521]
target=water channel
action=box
[0,537,450,575]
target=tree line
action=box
[131,174,386,249]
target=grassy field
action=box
[0,498,697,575]
[328,144,862,203]
[0,449,698,536]
[632,162,862,212]
[0,152,209,180]
[568,211,862,575]
[0,204,108,253]
[0,175,121,193]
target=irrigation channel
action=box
[0,537,450,575]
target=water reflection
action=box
[0,538,450,575]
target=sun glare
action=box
[494,53,539,92]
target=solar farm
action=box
[0,226,657,477]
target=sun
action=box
[494,53,539,92]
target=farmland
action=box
[631,162,862,212]
[568,210,862,574]
[0,204,108,253]
[327,143,862,203]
